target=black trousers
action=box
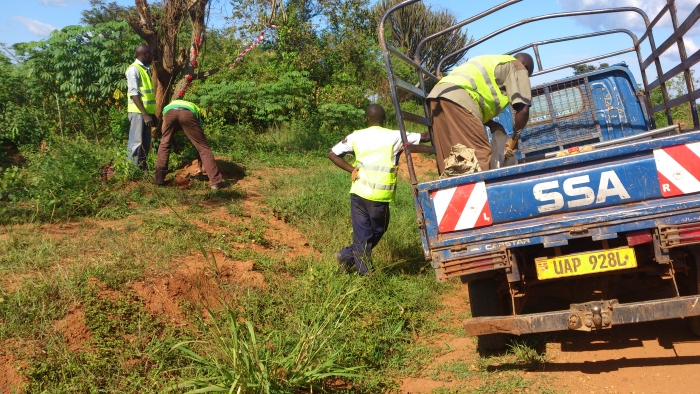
[337,193,390,275]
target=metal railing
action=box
[378,0,700,185]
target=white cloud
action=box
[557,0,697,33]
[39,0,88,6]
[40,0,68,6]
[12,16,57,37]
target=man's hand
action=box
[351,167,359,182]
[143,114,156,127]
[504,138,518,160]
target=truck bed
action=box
[418,130,700,281]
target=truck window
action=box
[528,86,585,125]
[551,87,585,118]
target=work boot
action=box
[335,252,353,273]
[211,181,227,190]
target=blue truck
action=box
[379,0,700,350]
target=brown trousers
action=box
[429,98,492,174]
[155,109,222,185]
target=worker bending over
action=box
[154,100,225,190]
[328,104,430,275]
[427,53,534,175]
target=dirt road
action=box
[543,319,700,393]
[400,282,700,394]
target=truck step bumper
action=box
[464,295,700,336]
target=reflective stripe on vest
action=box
[349,126,398,203]
[437,55,514,121]
[127,62,156,114]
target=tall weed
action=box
[173,281,363,393]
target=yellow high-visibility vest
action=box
[127,62,156,115]
[349,126,398,203]
[437,55,515,122]
[163,100,202,123]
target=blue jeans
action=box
[127,113,152,170]
[337,194,390,275]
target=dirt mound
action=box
[0,340,32,393]
[53,305,93,352]
[398,153,439,183]
[173,158,246,188]
[0,355,24,393]
[132,250,265,326]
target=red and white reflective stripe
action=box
[653,142,700,197]
[431,182,492,233]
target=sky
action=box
[0,0,698,89]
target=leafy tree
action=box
[572,62,609,75]
[649,71,700,128]
[12,21,142,138]
[81,0,135,25]
[371,0,471,74]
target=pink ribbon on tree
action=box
[177,34,203,98]
[229,24,279,68]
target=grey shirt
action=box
[428,60,532,124]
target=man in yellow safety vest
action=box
[427,53,534,175]
[328,104,430,275]
[125,44,156,170]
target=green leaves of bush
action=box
[196,71,315,130]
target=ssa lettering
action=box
[533,171,631,213]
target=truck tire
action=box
[467,277,512,351]
[685,248,700,337]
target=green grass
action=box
[0,145,559,392]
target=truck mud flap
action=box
[463,295,700,336]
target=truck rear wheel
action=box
[681,247,700,337]
[467,277,512,351]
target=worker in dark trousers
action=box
[328,104,430,275]
[154,100,225,190]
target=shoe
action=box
[154,178,165,186]
[211,181,227,190]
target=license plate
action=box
[535,247,637,280]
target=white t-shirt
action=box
[331,126,422,165]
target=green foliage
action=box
[0,137,127,224]
[196,70,315,128]
[372,0,471,74]
[0,166,25,202]
[571,62,609,75]
[11,21,141,139]
[649,71,700,128]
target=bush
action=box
[0,136,126,223]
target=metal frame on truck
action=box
[379,0,700,187]
[378,0,700,346]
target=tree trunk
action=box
[128,0,215,131]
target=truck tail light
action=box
[626,229,653,246]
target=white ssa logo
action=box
[533,171,631,213]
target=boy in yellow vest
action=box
[427,53,534,174]
[125,44,156,170]
[328,104,430,275]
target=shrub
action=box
[5,136,122,223]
